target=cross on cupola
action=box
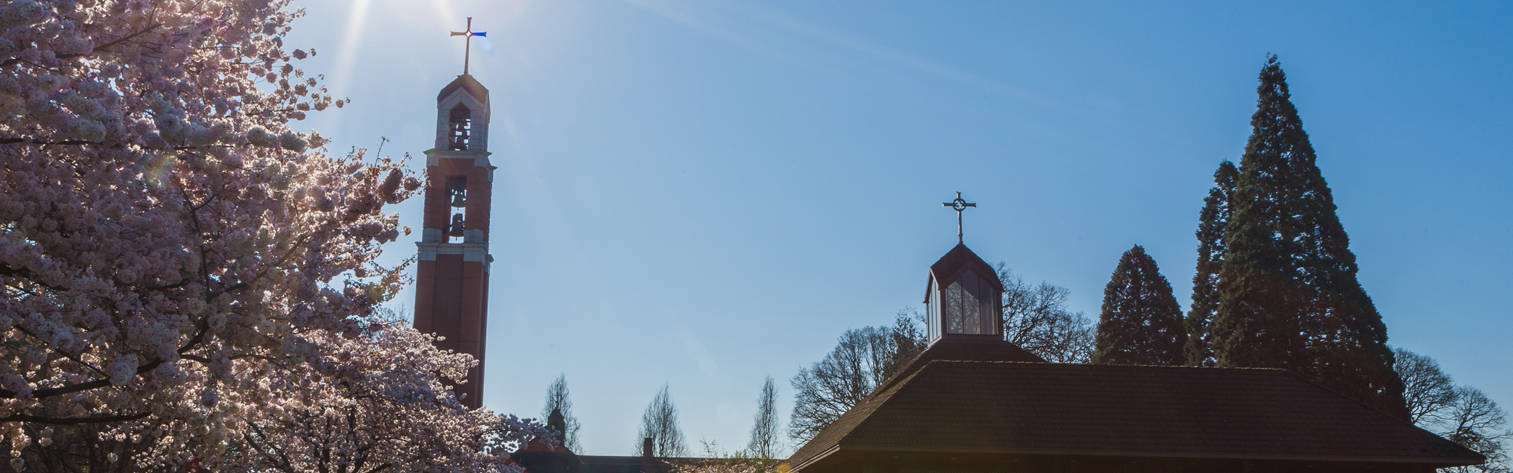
[450,17,487,75]
[943,192,976,244]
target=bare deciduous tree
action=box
[637,384,687,457]
[543,374,584,453]
[1394,348,1458,425]
[1392,348,1510,472]
[788,326,901,444]
[787,268,1093,446]
[999,265,1095,363]
[746,377,781,459]
[1439,387,1511,473]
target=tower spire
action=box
[450,17,487,75]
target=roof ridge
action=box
[866,339,1045,402]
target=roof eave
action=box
[832,444,1485,466]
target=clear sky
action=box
[283,0,1512,456]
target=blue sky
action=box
[285,0,1512,456]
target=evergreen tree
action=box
[1210,55,1407,418]
[890,310,928,371]
[1185,161,1238,366]
[1093,246,1186,365]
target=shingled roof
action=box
[871,336,1044,400]
[790,357,1482,472]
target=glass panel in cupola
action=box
[946,280,963,334]
[961,270,981,334]
[926,243,1004,342]
[980,277,999,335]
[928,278,941,340]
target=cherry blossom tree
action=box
[0,0,535,470]
[671,442,785,473]
[227,325,553,473]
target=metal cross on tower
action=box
[450,17,487,75]
[943,192,976,244]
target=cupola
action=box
[924,243,1004,343]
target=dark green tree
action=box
[890,310,928,370]
[1092,246,1186,365]
[1185,161,1238,367]
[1210,55,1407,418]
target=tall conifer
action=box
[1211,56,1407,418]
[1093,246,1186,366]
[1185,161,1237,366]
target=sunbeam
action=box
[330,0,374,100]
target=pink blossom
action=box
[0,0,492,470]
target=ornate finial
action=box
[450,17,487,75]
[942,192,976,244]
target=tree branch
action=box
[0,263,74,292]
[0,412,150,425]
[1,24,163,69]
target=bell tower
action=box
[413,72,494,409]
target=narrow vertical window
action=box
[960,270,980,334]
[928,279,941,341]
[449,104,472,151]
[981,283,998,335]
[447,176,468,242]
[946,281,963,334]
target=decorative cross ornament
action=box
[943,192,976,244]
[450,17,487,75]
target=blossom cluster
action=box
[225,325,553,473]
[0,0,530,470]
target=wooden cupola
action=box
[924,243,1003,344]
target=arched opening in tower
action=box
[448,104,472,151]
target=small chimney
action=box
[643,437,655,459]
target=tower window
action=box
[446,176,468,242]
[448,177,468,208]
[449,104,472,151]
[943,269,997,336]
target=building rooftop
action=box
[790,343,1482,472]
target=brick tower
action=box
[413,73,493,409]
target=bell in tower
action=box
[448,213,466,237]
[450,183,467,208]
[412,38,495,409]
[449,104,472,151]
